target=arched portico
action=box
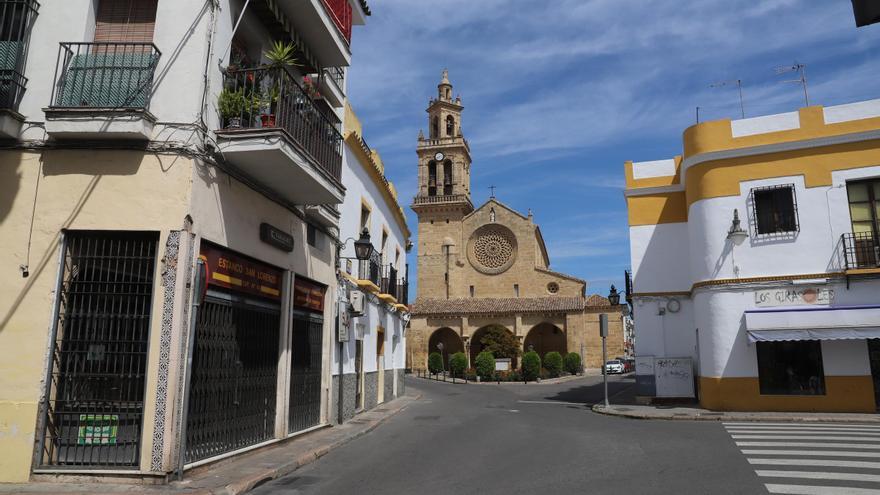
[523,322,567,360]
[428,327,464,369]
[470,324,517,368]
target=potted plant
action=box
[257,85,279,128]
[302,75,321,99]
[218,87,245,128]
[264,40,300,68]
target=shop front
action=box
[288,277,327,435]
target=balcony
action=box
[215,66,344,206]
[355,250,381,293]
[841,232,880,272]
[0,0,39,138]
[276,0,351,68]
[397,276,409,306]
[379,263,398,303]
[311,66,344,108]
[412,194,474,209]
[44,42,161,140]
[321,0,352,43]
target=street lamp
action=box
[437,342,446,376]
[353,228,374,260]
[726,209,748,244]
[608,285,621,306]
[600,286,617,408]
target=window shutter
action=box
[94,0,158,43]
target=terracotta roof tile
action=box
[585,294,610,307]
[411,297,585,316]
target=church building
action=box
[408,71,625,371]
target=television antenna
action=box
[775,62,809,107]
[709,79,745,118]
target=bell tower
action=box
[413,69,473,209]
[412,69,474,301]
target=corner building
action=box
[408,71,624,370]
[626,99,880,412]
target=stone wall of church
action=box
[566,311,626,368]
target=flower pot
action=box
[226,116,242,129]
[261,114,276,128]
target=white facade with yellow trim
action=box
[626,99,880,412]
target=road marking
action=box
[727,430,880,436]
[732,435,880,441]
[743,450,880,458]
[738,442,880,450]
[748,458,880,469]
[724,422,880,428]
[765,484,880,494]
[516,400,584,406]
[757,470,880,483]
[727,426,880,432]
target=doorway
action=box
[377,328,385,404]
[355,339,364,411]
[868,340,880,409]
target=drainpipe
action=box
[176,258,206,481]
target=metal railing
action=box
[842,232,880,269]
[220,66,343,182]
[50,42,161,109]
[397,277,409,305]
[325,66,344,90]
[321,0,352,43]
[0,0,39,111]
[357,250,381,286]
[381,264,398,300]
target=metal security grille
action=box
[39,231,157,468]
[185,298,280,464]
[750,184,799,236]
[0,0,39,110]
[288,314,323,433]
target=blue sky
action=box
[345,0,880,298]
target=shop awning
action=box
[744,305,880,343]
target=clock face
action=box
[434,152,444,161]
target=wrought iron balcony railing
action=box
[357,250,381,286]
[841,232,880,270]
[380,264,398,300]
[0,0,39,111]
[220,66,343,182]
[321,0,352,44]
[50,42,161,110]
[396,277,409,305]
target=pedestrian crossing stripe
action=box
[723,422,880,494]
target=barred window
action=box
[751,184,799,235]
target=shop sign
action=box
[200,244,282,300]
[755,287,834,308]
[77,414,118,445]
[294,277,326,313]
[260,223,294,252]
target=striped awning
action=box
[261,0,320,71]
[745,305,880,342]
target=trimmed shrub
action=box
[564,352,582,375]
[521,351,541,381]
[544,352,563,378]
[479,325,521,359]
[475,351,495,381]
[428,352,444,374]
[449,352,468,377]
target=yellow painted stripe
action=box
[212,272,242,286]
[260,286,280,296]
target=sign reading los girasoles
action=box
[200,244,282,300]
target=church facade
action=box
[407,71,625,371]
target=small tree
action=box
[521,351,541,381]
[474,351,495,381]
[428,352,444,374]
[479,325,521,359]
[449,352,468,378]
[544,352,563,378]
[564,352,582,375]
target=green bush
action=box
[521,351,541,381]
[478,325,521,359]
[449,352,468,377]
[544,352,563,378]
[564,352,582,375]
[428,352,444,374]
[474,351,495,381]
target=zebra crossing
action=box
[724,422,880,494]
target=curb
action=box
[592,404,880,423]
[414,372,609,386]
[210,394,420,495]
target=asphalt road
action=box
[252,374,763,494]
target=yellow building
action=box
[626,99,880,412]
[407,71,625,371]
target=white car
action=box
[605,360,625,374]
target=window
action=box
[514,284,519,297]
[446,115,455,136]
[847,179,880,236]
[94,0,158,43]
[360,202,371,233]
[757,340,825,395]
[0,0,39,110]
[381,229,388,263]
[431,116,439,138]
[427,161,437,196]
[443,160,453,195]
[469,285,474,297]
[751,184,799,235]
[307,224,321,248]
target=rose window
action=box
[467,225,517,275]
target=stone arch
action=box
[446,115,455,136]
[428,327,464,369]
[523,322,567,360]
[470,324,516,368]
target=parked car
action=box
[605,359,625,374]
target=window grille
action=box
[39,230,158,468]
[0,0,39,110]
[749,184,799,236]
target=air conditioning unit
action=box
[349,291,365,316]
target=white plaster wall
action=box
[632,297,696,361]
[731,111,800,138]
[630,223,691,293]
[824,99,880,125]
[332,289,404,375]
[695,279,879,379]
[632,159,677,180]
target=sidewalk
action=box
[0,395,418,495]
[592,403,880,423]
[415,368,605,386]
